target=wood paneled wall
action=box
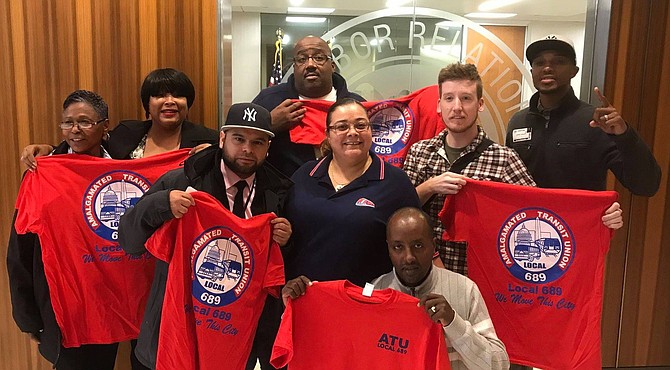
[0,1,218,369]
[600,0,670,366]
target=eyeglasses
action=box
[328,121,370,134]
[59,118,107,130]
[293,54,332,66]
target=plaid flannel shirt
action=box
[403,126,536,275]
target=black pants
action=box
[245,296,285,370]
[56,340,149,370]
[56,343,119,370]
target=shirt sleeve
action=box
[504,149,536,187]
[270,298,295,368]
[443,283,510,370]
[14,172,41,235]
[7,210,44,334]
[263,240,285,298]
[608,126,661,196]
[144,218,178,262]
[402,143,427,187]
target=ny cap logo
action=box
[243,107,257,122]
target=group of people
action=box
[8,32,660,370]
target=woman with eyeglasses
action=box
[283,98,420,288]
[8,90,124,370]
[20,68,218,168]
[14,70,218,370]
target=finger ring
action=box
[604,114,609,121]
[430,306,437,313]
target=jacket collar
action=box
[287,71,352,98]
[184,145,293,200]
[390,267,437,297]
[528,87,581,117]
[309,151,385,194]
[433,126,489,162]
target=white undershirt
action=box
[299,87,337,102]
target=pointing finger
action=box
[593,87,611,107]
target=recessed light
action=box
[285,16,327,23]
[478,0,522,12]
[287,7,335,14]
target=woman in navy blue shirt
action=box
[285,98,420,287]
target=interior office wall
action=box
[0,0,219,369]
[232,12,262,103]
[232,12,585,107]
[600,0,670,366]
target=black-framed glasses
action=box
[293,54,332,66]
[328,121,370,134]
[59,118,107,130]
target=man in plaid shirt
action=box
[403,63,537,275]
[403,63,623,275]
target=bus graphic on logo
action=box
[368,101,414,156]
[497,208,575,284]
[83,171,151,242]
[192,227,253,307]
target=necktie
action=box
[232,180,248,219]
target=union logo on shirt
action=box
[376,332,410,355]
[82,171,151,242]
[497,207,575,284]
[191,226,254,307]
[368,101,414,157]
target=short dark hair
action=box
[140,68,196,115]
[387,207,435,236]
[326,98,366,127]
[437,62,483,99]
[63,90,108,119]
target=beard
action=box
[222,149,262,178]
[445,114,478,135]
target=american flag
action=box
[269,28,283,86]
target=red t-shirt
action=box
[439,180,617,369]
[145,191,285,370]
[14,149,188,347]
[271,280,451,370]
[290,85,443,167]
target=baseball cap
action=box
[526,34,576,63]
[221,103,275,137]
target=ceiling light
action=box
[478,0,522,12]
[464,12,517,19]
[287,7,335,14]
[282,34,291,45]
[289,0,304,6]
[285,16,327,23]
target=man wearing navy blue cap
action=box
[119,102,293,369]
[506,34,660,197]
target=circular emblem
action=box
[497,208,575,284]
[82,171,151,241]
[369,101,414,156]
[192,227,254,307]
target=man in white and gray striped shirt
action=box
[372,207,510,370]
